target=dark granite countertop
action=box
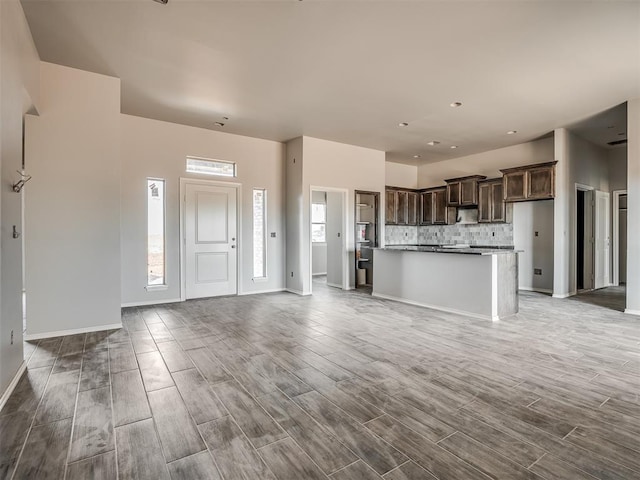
[378,245,520,255]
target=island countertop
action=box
[373,247,519,320]
[378,245,520,255]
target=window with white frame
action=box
[312,203,326,243]
[253,189,267,278]
[147,179,165,286]
[186,156,236,177]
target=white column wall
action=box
[553,128,571,297]
[626,99,640,315]
[0,0,41,396]
[25,63,122,338]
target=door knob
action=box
[231,245,236,248]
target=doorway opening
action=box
[576,187,594,292]
[355,190,379,293]
[310,187,348,293]
[613,191,627,286]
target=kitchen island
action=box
[372,246,519,321]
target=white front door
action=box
[594,190,610,289]
[185,183,237,298]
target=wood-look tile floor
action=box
[1,285,639,480]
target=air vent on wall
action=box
[607,139,627,146]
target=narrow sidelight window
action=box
[147,179,166,285]
[253,189,267,278]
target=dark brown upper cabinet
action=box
[478,178,506,223]
[385,189,397,224]
[500,161,557,202]
[407,191,418,226]
[385,187,418,225]
[445,175,487,207]
[419,187,448,225]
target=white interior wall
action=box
[311,191,327,275]
[25,63,121,338]
[626,98,640,315]
[120,114,285,305]
[513,201,554,292]
[385,162,418,188]
[303,137,386,290]
[0,0,41,396]
[608,147,628,192]
[417,137,554,188]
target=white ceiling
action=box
[21,0,640,166]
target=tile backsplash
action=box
[386,223,513,246]
[385,225,418,245]
[419,223,513,246]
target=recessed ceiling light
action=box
[213,122,225,127]
[413,155,421,159]
[450,145,458,149]
[450,102,463,108]
[427,141,440,146]
[507,130,517,135]
[398,122,409,127]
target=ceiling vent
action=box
[607,139,627,146]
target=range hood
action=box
[456,208,479,225]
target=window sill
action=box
[252,277,269,283]
[145,285,168,292]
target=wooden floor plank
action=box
[12,419,72,480]
[68,386,115,463]
[116,419,170,480]
[147,386,206,462]
[198,416,276,480]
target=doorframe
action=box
[309,186,349,293]
[612,189,627,286]
[179,177,242,301]
[574,183,595,292]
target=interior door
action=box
[594,190,610,289]
[185,183,237,298]
[326,191,344,288]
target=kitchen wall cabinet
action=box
[385,188,418,225]
[445,175,486,207]
[419,187,448,225]
[478,178,506,223]
[501,161,557,202]
[385,189,397,224]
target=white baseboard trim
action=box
[624,309,640,317]
[372,292,498,322]
[552,291,576,299]
[312,273,327,276]
[519,287,553,294]
[0,361,27,412]
[326,282,343,289]
[24,322,123,341]
[121,298,182,308]
[238,288,286,296]
[285,288,311,296]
